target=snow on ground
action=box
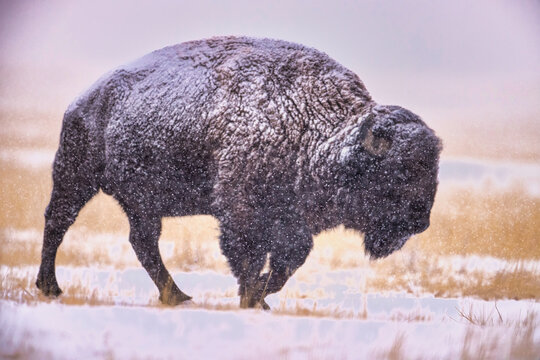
[2,297,538,360]
[1,264,539,359]
[0,300,445,359]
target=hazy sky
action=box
[1,0,539,122]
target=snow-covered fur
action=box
[37,36,442,308]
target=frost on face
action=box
[37,36,442,308]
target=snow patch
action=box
[1,298,538,360]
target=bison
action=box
[37,36,442,309]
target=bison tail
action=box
[50,110,103,199]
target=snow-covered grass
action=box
[1,256,540,358]
[1,290,539,359]
[2,223,539,303]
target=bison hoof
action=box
[240,295,271,310]
[159,290,192,306]
[259,299,271,311]
[36,275,62,297]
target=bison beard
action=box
[36,36,442,309]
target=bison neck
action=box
[294,124,367,235]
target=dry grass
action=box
[414,186,540,260]
[455,303,503,327]
[371,307,540,360]
[454,302,539,328]
[458,311,540,360]
[373,332,406,360]
[0,267,112,306]
[366,255,540,300]
[459,327,500,360]
[455,304,540,359]
[509,311,540,359]
[160,216,225,271]
[272,300,366,320]
[462,265,540,300]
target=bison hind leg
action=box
[37,111,102,297]
[126,213,191,306]
[37,178,98,297]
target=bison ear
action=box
[338,113,394,175]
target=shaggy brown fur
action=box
[37,37,442,309]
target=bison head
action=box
[340,105,442,259]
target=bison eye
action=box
[410,200,427,213]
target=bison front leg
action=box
[219,222,270,309]
[257,220,313,304]
[127,215,191,305]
